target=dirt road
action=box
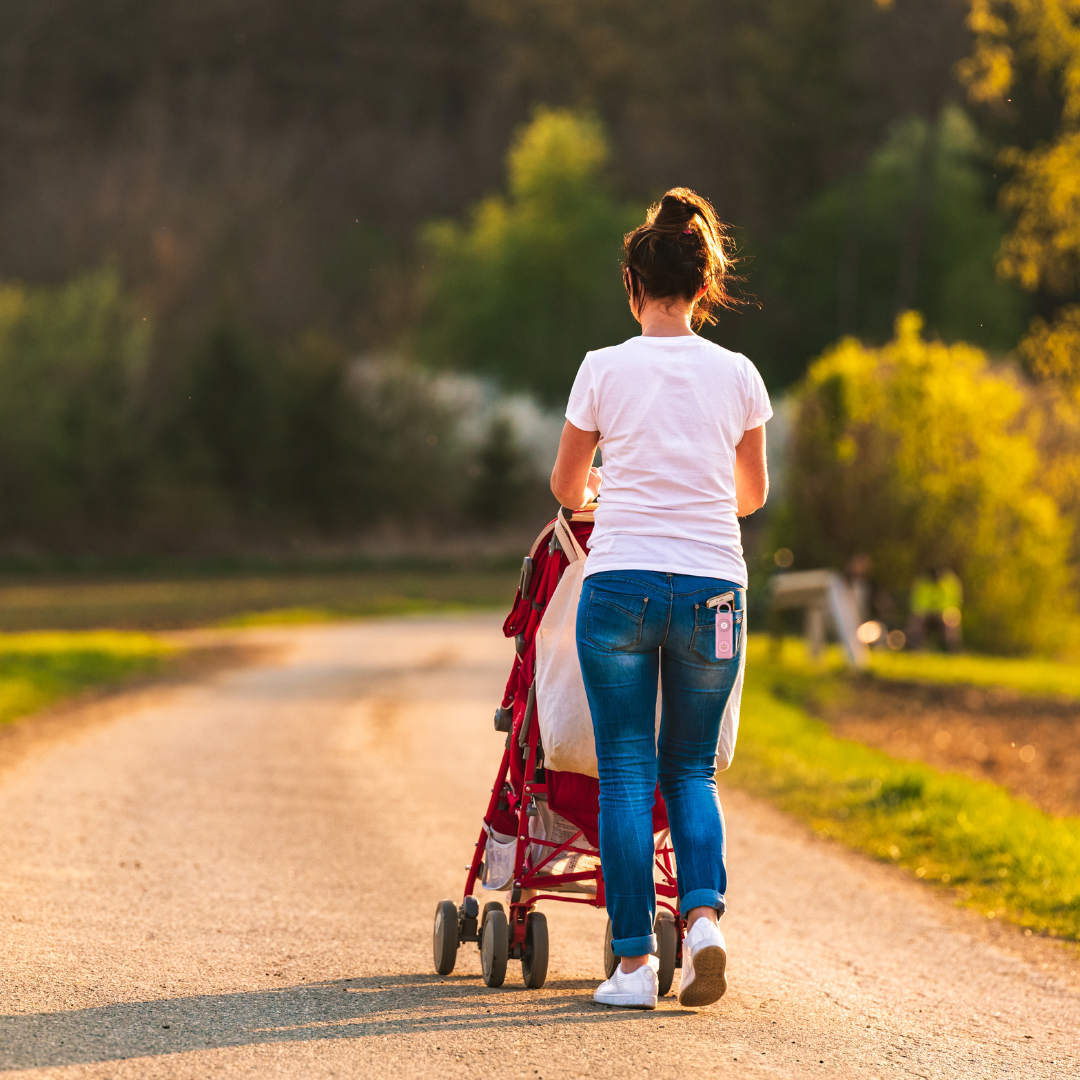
[1,617,1078,1078]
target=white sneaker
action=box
[677,918,727,1008]
[593,954,659,1009]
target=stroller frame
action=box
[432,508,684,992]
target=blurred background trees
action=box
[418,109,639,404]
[5,0,1080,652]
[776,312,1073,654]
[749,104,1029,384]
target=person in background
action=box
[845,553,873,623]
[907,568,963,652]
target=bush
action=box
[0,271,478,551]
[417,108,641,404]
[774,312,1074,654]
[0,270,150,543]
[168,331,470,535]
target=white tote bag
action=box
[533,513,746,776]
[534,514,599,776]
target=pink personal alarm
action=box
[715,602,734,659]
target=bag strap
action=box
[554,510,587,563]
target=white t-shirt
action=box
[564,334,772,586]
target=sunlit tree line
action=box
[5,0,1080,656]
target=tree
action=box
[774,312,1073,654]
[0,270,150,544]
[746,104,1028,386]
[961,0,1080,388]
[417,108,640,404]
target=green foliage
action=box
[0,631,171,725]
[870,644,1080,698]
[179,322,285,506]
[961,1,1080,389]
[727,637,1080,941]
[748,105,1028,386]
[775,311,1074,654]
[0,270,476,549]
[465,417,542,525]
[0,270,150,540]
[418,109,641,403]
[172,333,469,529]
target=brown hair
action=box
[622,187,739,327]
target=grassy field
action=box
[727,636,1080,939]
[0,565,521,728]
[0,568,520,632]
[0,631,174,726]
[759,635,1080,700]
[869,648,1080,699]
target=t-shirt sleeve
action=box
[743,358,773,430]
[564,354,599,432]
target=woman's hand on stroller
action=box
[550,421,602,509]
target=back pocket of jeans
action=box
[586,592,647,652]
[690,609,743,664]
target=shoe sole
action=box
[593,993,657,1010]
[678,944,728,1008]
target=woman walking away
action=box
[550,188,770,1010]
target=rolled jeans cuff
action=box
[612,932,657,957]
[682,889,726,916]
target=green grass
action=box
[0,569,518,632]
[759,634,1080,701]
[0,631,174,726]
[869,648,1080,699]
[0,568,519,727]
[726,636,1080,940]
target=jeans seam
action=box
[586,593,645,651]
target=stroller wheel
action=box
[602,918,618,979]
[522,911,549,989]
[481,907,509,987]
[433,899,459,976]
[654,911,678,996]
[478,901,504,956]
[480,900,505,930]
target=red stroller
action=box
[432,508,683,993]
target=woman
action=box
[550,189,770,1010]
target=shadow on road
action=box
[0,972,667,1070]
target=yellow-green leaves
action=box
[782,313,1073,654]
[961,1,1080,386]
[998,131,1080,295]
[417,109,641,403]
[506,108,610,206]
[963,0,1080,122]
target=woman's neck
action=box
[636,297,696,337]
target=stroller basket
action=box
[432,507,684,994]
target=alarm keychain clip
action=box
[706,591,736,659]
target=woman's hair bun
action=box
[656,193,696,225]
[622,187,741,326]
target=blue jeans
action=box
[576,570,743,957]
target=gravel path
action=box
[0,616,1077,1078]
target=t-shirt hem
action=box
[582,557,748,588]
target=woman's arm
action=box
[735,424,769,516]
[550,420,602,509]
